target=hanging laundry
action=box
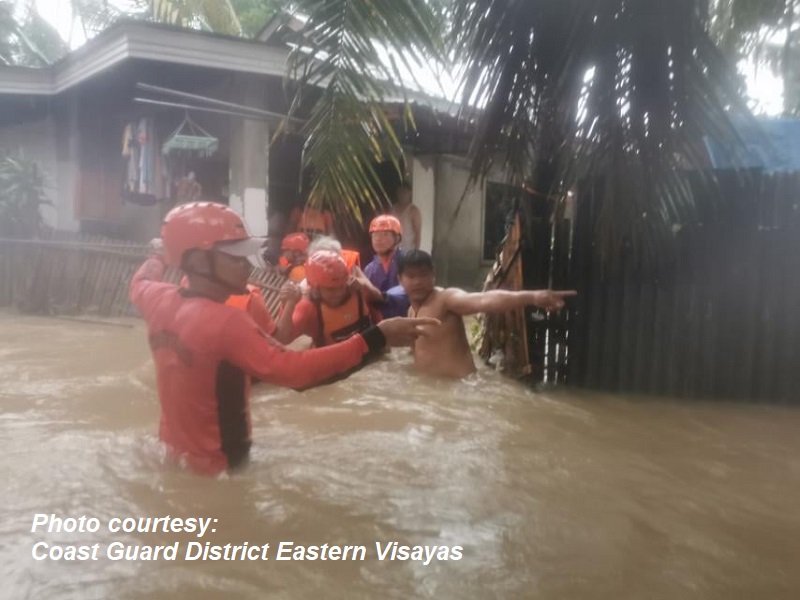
[121,117,165,198]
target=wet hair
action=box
[397,250,434,275]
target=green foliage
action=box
[0,151,51,239]
[449,0,755,267]
[152,0,243,35]
[0,0,68,66]
[70,0,150,38]
[284,0,444,226]
[287,0,756,265]
[0,0,250,65]
[710,0,800,115]
[230,0,280,37]
[710,0,785,61]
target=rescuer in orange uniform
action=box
[129,202,438,475]
[281,250,382,347]
[278,232,309,284]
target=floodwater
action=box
[2,312,800,600]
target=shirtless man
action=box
[398,250,576,378]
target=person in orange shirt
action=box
[290,204,335,237]
[225,284,298,344]
[278,232,309,283]
[283,250,382,347]
[132,202,440,476]
[180,275,295,344]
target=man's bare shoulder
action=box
[439,287,470,302]
[413,287,447,315]
[430,288,471,316]
[426,287,451,303]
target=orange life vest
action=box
[180,277,274,333]
[279,256,307,283]
[341,249,361,272]
[225,288,253,311]
[312,290,374,347]
[293,207,334,236]
[225,285,275,334]
[286,263,306,284]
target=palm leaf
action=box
[152,0,243,35]
[284,0,444,227]
[0,1,65,66]
[71,0,149,36]
[451,0,758,267]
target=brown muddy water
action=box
[2,312,800,600]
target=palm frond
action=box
[152,0,243,35]
[452,0,757,266]
[0,1,66,66]
[709,0,785,62]
[21,3,69,63]
[71,0,149,36]
[284,0,444,226]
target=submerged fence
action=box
[481,169,800,402]
[564,171,800,403]
[0,233,286,319]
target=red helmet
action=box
[161,202,260,267]
[305,250,349,288]
[281,232,310,252]
[369,214,402,236]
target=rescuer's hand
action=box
[279,282,302,307]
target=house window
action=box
[483,182,520,262]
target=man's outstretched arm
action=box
[444,288,577,316]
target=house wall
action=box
[228,74,270,238]
[410,154,435,253]
[0,113,79,232]
[431,155,492,290]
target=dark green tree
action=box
[0,150,51,239]
[286,0,753,261]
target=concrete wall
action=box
[431,155,491,290]
[228,74,269,237]
[410,154,435,253]
[0,114,79,232]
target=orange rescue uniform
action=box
[290,207,335,236]
[291,290,381,347]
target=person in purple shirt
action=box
[363,215,410,318]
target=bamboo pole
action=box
[77,235,99,313]
[82,235,105,314]
[0,241,10,306]
[111,242,139,316]
[98,239,123,316]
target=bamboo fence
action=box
[0,233,286,319]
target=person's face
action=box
[211,250,252,293]
[397,188,412,205]
[371,231,398,255]
[317,285,350,307]
[399,265,435,303]
[283,249,306,265]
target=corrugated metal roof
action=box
[704,118,800,172]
